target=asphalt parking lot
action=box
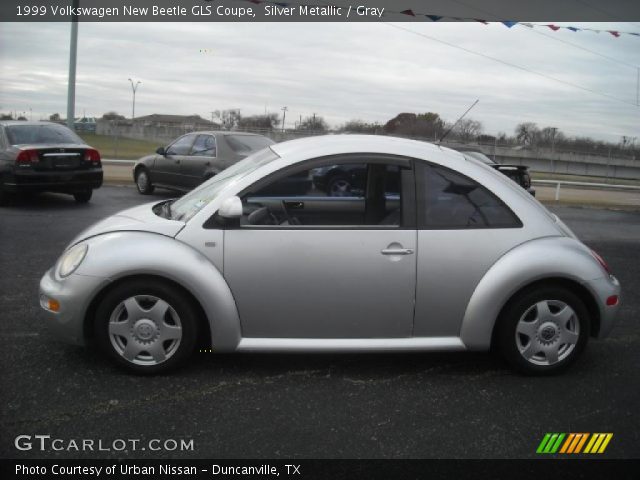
[1,186,639,459]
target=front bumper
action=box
[585,274,621,339]
[39,268,109,346]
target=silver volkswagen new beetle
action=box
[39,135,621,375]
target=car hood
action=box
[68,202,185,248]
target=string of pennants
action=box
[241,0,640,38]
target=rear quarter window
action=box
[419,163,522,229]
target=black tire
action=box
[135,167,155,195]
[497,286,590,375]
[0,178,7,206]
[73,189,93,203]
[94,279,199,374]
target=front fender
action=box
[459,236,605,350]
[76,231,241,351]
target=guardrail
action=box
[103,159,135,165]
[532,179,640,201]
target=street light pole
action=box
[281,106,288,132]
[128,78,141,120]
[66,0,79,130]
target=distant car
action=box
[0,121,103,204]
[133,131,275,194]
[40,135,620,375]
[461,151,535,196]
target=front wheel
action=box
[94,279,198,374]
[497,286,590,375]
[135,167,155,195]
[73,189,92,203]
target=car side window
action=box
[239,161,406,228]
[191,135,216,157]
[166,134,196,155]
[420,163,521,229]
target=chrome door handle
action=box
[381,248,414,255]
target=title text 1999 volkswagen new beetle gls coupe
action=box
[39,135,621,375]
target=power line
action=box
[517,24,638,70]
[450,0,638,69]
[385,23,639,108]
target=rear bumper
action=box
[5,168,103,192]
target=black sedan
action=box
[133,131,275,194]
[460,150,536,196]
[0,121,103,204]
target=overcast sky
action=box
[1,20,639,142]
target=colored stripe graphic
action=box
[537,433,613,454]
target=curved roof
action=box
[271,134,464,165]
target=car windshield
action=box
[6,124,85,145]
[225,134,274,154]
[169,147,279,222]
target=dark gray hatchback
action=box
[0,121,103,203]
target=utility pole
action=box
[128,78,141,120]
[636,67,639,106]
[281,106,288,132]
[550,127,557,173]
[210,111,215,125]
[66,0,79,130]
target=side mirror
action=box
[156,146,166,155]
[218,196,243,219]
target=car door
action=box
[180,134,217,190]
[154,134,196,187]
[223,155,417,339]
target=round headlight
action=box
[57,243,88,278]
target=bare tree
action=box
[214,109,242,130]
[453,118,483,142]
[515,122,539,146]
[237,113,279,130]
[299,115,328,132]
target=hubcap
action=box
[108,295,182,366]
[329,179,351,197]
[515,299,580,366]
[137,172,148,190]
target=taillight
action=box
[590,249,612,275]
[84,148,101,166]
[16,149,40,165]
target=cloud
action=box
[0,21,638,142]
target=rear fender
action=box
[459,236,605,350]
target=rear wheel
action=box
[327,175,352,197]
[135,167,155,195]
[94,279,198,374]
[0,177,7,205]
[73,189,92,203]
[497,286,590,375]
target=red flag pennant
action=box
[547,24,561,31]
[400,9,415,16]
[608,30,620,37]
